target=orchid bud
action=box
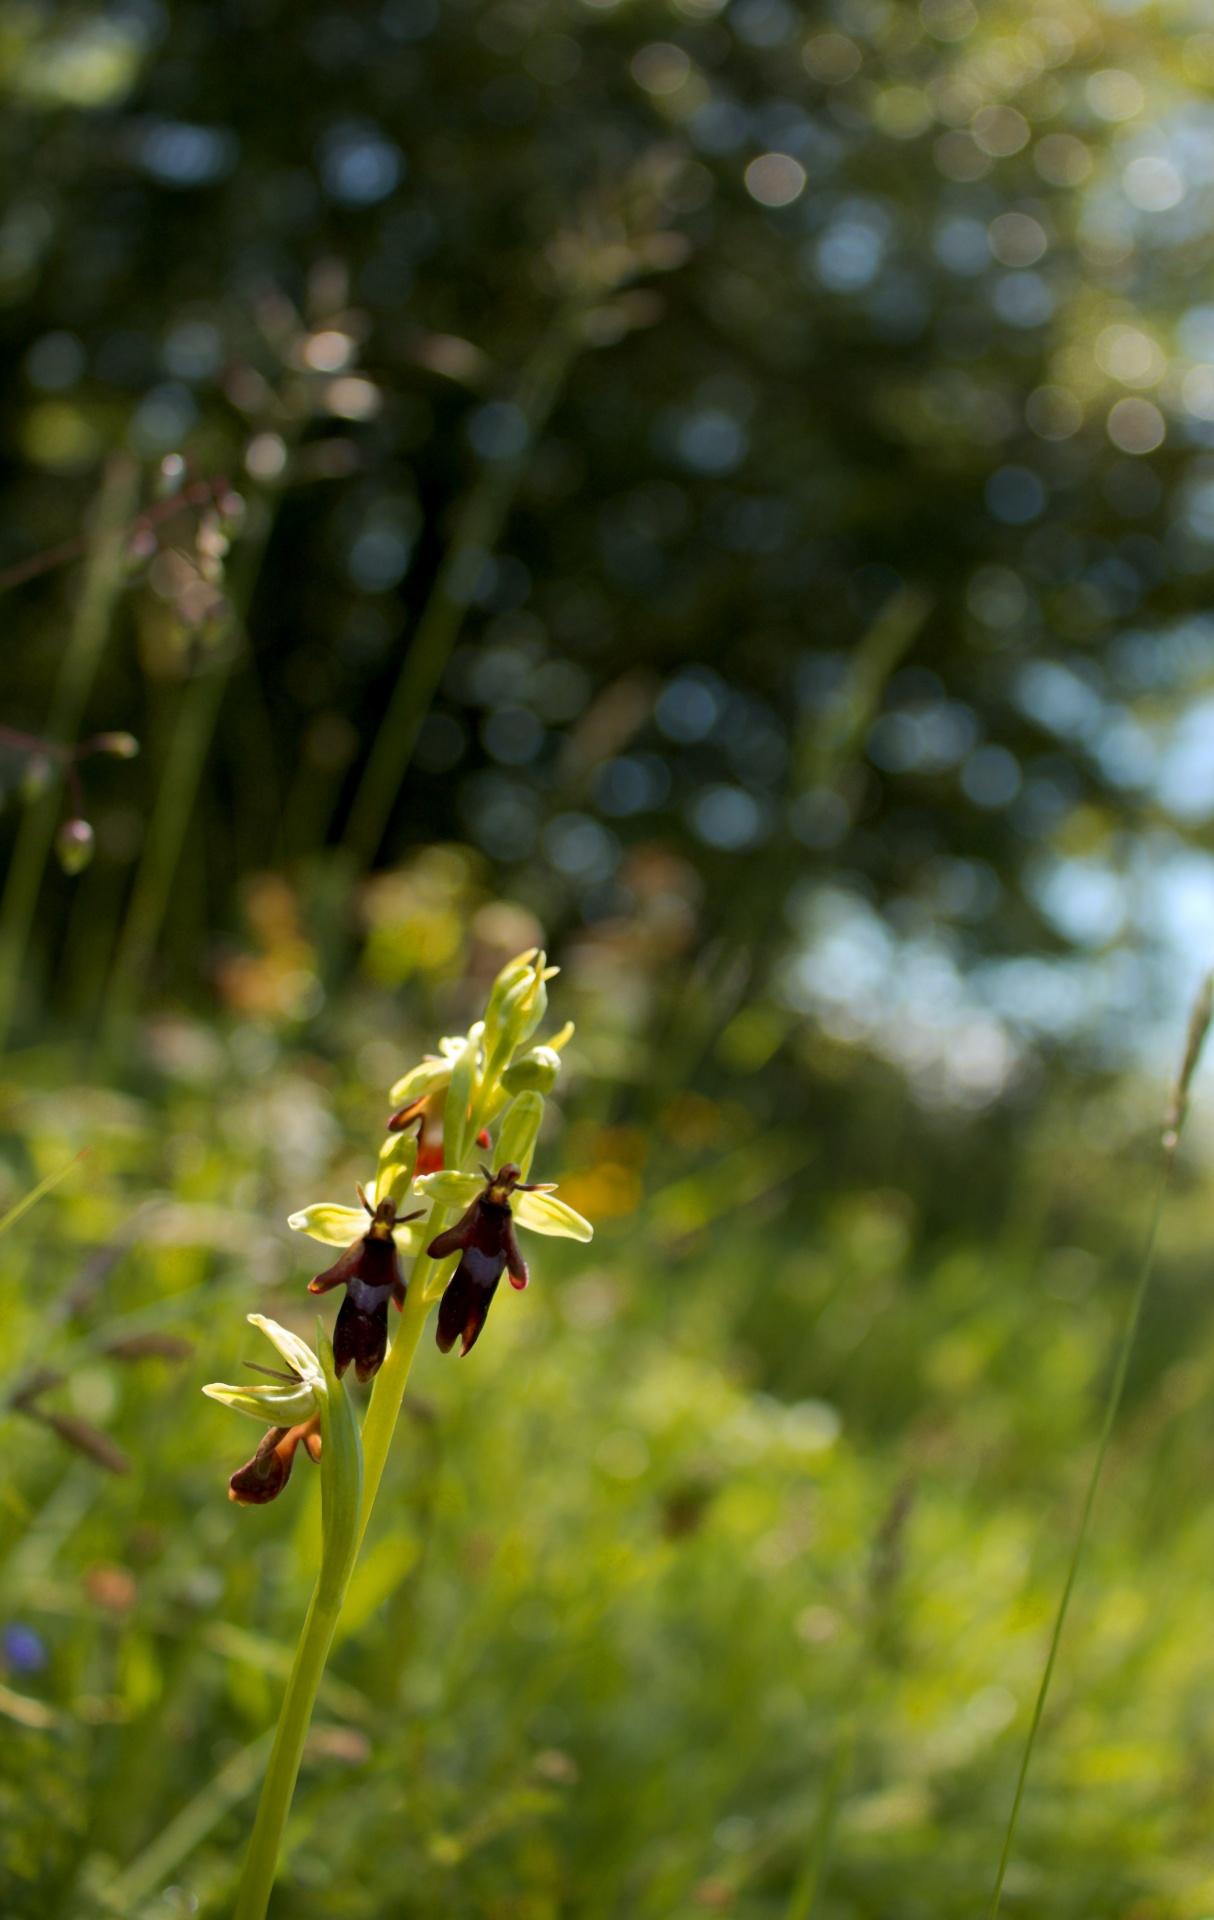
[501,1045,561,1096]
[482,948,539,1052]
[55,818,95,875]
[376,1124,420,1209]
[490,956,559,1074]
[496,1090,544,1180]
[443,1024,483,1168]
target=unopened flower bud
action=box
[376,1124,419,1209]
[482,948,539,1051]
[501,1046,561,1096]
[55,818,94,875]
[490,956,560,1071]
[495,1090,544,1179]
[93,731,139,760]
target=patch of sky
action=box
[1154,694,1214,821]
[1014,659,1105,742]
[779,886,1018,1110]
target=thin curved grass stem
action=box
[987,1156,1174,1920]
[784,1716,856,1920]
[341,318,581,868]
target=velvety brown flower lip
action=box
[229,1415,321,1505]
[427,1163,554,1359]
[308,1194,424,1382]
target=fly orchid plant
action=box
[204,949,592,1920]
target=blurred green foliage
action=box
[4,0,1214,1913]
[0,964,1212,1917]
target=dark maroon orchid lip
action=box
[306,1191,423,1382]
[427,1163,550,1359]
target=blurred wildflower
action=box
[215,873,322,1024]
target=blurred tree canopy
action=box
[2,0,1214,1095]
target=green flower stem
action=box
[357,1210,452,1541]
[0,452,139,1052]
[233,1592,342,1920]
[235,1336,361,1920]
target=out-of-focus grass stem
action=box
[0,453,139,1052]
[97,497,275,1060]
[95,1731,274,1914]
[784,1719,856,1920]
[97,662,230,1058]
[341,315,584,869]
[987,970,1214,1919]
[783,1480,913,1920]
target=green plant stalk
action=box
[235,1333,362,1920]
[357,1210,451,1541]
[987,1156,1174,1920]
[0,453,139,1052]
[341,315,584,868]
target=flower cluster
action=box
[205,949,592,1501]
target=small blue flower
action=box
[3,1623,47,1673]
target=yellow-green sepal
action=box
[513,1189,593,1241]
[287,1204,366,1247]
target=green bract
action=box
[496,1090,545,1178]
[444,1022,483,1167]
[376,1126,420,1208]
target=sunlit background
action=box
[6,0,1214,1914]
